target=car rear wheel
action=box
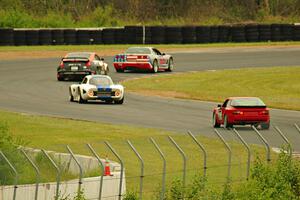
[116,68,124,73]
[223,115,232,128]
[167,58,174,72]
[57,74,64,81]
[69,88,74,102]
[152,60,158,73]
[78,89,86,104]
[115,97,124,104]
[213,113,220,128]
[261,122,270,130]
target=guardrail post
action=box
[41,149,60,200]
[295,123,300,134]
[252,126,271,163]
[127,140,144,200]
[0,151,18,200]
[150,138,166,200]
[214,129,232,182]
[274,126,292,156]
[168,136,187,188]
[232,129,251,180]
[66,145,83,194]
[187,131,207,177]
[20,148,40,200]
[104,141,124,200]
[86,144,104,200]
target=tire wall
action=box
[1,24,300,46]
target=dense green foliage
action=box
[0,122,27,185]
[155,150,300,200]
[1,0,300,27]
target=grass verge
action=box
[0,110,268,199]
[123,66,300,111]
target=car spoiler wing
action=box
[62,57,89,62]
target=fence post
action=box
[187,131,207,177]
[86,144,104,200]
[66,145,83,194]
[214,129,232,182]
[20,148,40,200]
[232,128,251,180]
[168,136,187,188]
[0,151,18,200]
[274,126,292,156]
[104,141,124,200]
[295,123,300,134]
[252,126,271,163]
[150,138,166,200]
[127,140,144,200]
[41,149,61,200]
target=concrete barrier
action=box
[0,148,125,200]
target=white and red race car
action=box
[69,75,124,104]
[113,47,174,73]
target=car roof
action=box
[86,75,112,79]
[228,97,261,100]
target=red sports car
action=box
[113,47,174,73]
[212,97,270,129]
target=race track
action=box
[0,46,300,150]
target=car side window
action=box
[82,78,88,84]
[222,99,229,107]
[94,55,100,61]
[152,48,161,55]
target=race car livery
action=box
[69,75,124,104]
[212,97,270,129]
[113,47,174,73]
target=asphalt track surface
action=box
[0,46,300,151]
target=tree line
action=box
[0,0,300,27]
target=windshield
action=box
[231,97,266,107]
[65,52,91,59]
[125,47,151,54]
[89,77,112,86]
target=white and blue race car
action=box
[69,75,124,104]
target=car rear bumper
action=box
[57,71,94,80]
[231,116,270,125]
[113,62,153,71]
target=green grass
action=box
[0,42,300,52]
[123,66,300,111]
[0,110,269,199]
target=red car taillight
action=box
[86,61,91,68]
[233,110,244,115]
[59,61,64,69]
[260,110,269,115]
